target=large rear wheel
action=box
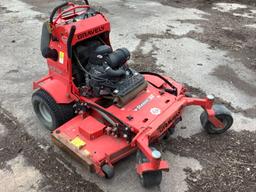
[32,89,74,131]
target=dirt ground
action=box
[167,131,256,192]
[157,1,256,191]
[159,0,256,72]
[0,107,102,192]
[0,0,256,192]
[165,82,256,192]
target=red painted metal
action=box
[34,2,225,179]
[79,116,105,140]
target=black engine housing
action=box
[74,44,147,106]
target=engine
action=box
[74,44,147,107]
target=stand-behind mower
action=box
[32,1,233,188]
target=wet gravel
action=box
[158,0,256,9]
[158,0,256,72]
[167,130,256,192]
[0,106,103,192]
[131,34,165,73]
[2,1,256,192]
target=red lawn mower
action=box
[32,1,233,188]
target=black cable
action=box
[139,71,177,95]
[73,50,107,82]
[86,102,130,129]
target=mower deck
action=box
[52,74,183,175]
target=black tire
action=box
[200,104,233,134]
[32,89,74,131]
[136,149,162,188]
[102,164,114,179]
[162,127,175,141]
[139,170,162,188]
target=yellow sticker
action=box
[59,51,64,64]
[70,137,86,149]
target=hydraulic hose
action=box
[105,67,126,77]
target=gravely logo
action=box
[77,25,105,40]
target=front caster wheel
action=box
[136,149,163,188]
[139,171,162,188]
[200,104,233,134]
[102,164,114,179]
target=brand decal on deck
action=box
[133,94,154,111]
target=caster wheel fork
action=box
[200,104,233,134]
[136,149,163,188]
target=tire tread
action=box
[32,89,74,130]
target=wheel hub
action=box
[39,102,52,124]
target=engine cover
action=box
[76,44,147,106]
[112,73,148,107]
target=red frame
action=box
[34,3,223,177]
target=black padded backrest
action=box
[41,22,51,58]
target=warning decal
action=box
[70,137,86,149]
[59,51,64,64]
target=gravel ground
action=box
[0,0,256,191]
[158,0,256,72]
[173,83,256,192]
[159,1,256,191]
[0,106,103,192]
[167,131,256,192]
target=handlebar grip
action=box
[67,26,76,58]
[50,2,69,23]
